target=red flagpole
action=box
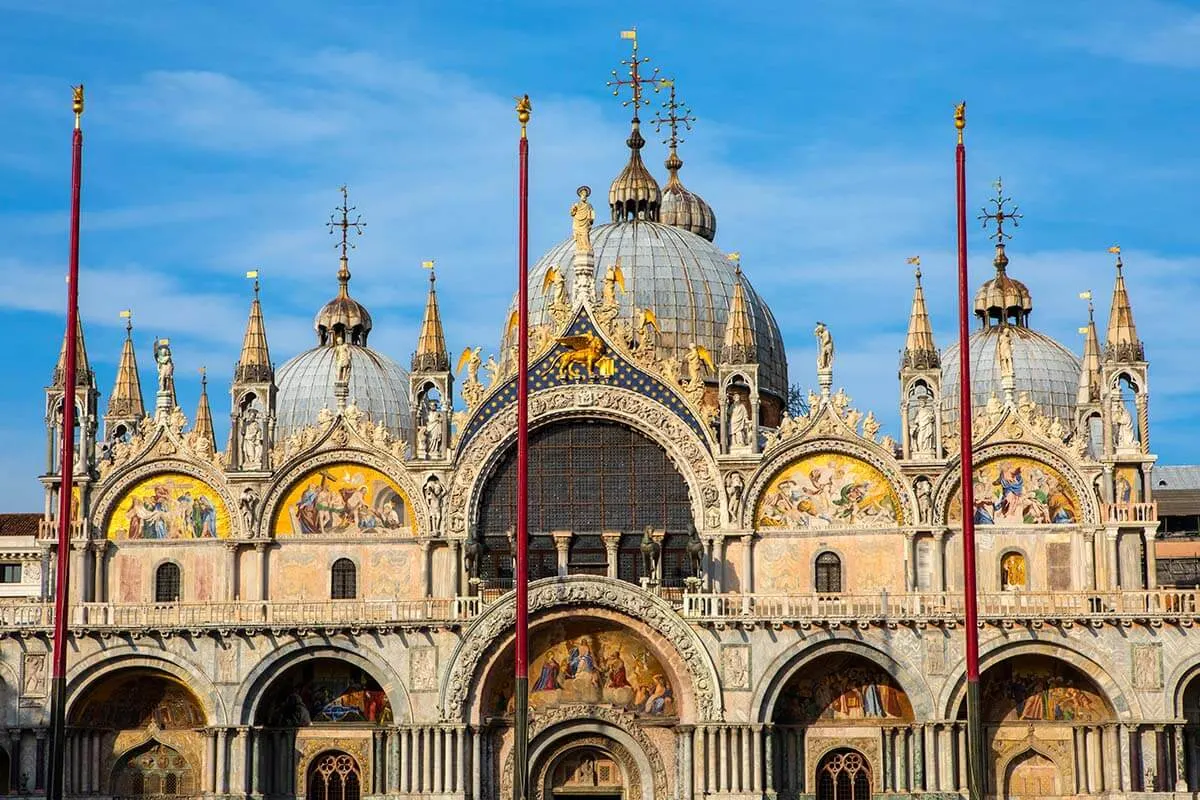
[955,102,985,800]
[47,85,85,800]
[513,94,532,800]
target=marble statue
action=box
[914,398,936,455]
[424,475,446,534]
[725,471,745,523]
[814,321,834,372]
[862,411,880,442]
[915,478,932,524]
[154,339,174,394]
[239,486,260,536]
[1115,401,1138,448]
[997,325,1015,381]
[241,407,264,467]
[334,334,352,384]
[424,403,445,458]
[729,398,752,449]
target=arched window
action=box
[816,749,870,800]
[1001,551,1027,591]
[331,559,357,600]
[815,552,842,594]
[307,751,361,800]
[112,740,196,796]
[155,563,181,603]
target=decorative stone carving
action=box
[22,653,46,697]
[441,576,722,722]
[410,646,438,692]
[724,471,745,524]
[1131,643,1162,690]
[721,644,751,690]
[423,474,446,536]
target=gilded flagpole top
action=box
[955,101,965,144]
[516,94,531,138]
[72,84,84,128]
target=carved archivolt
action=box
[530,735,641,800]
[930,441,1100,527]
[742,436,914,530]
[90,454,239,538]
[447,385,721,538]
[255,444,426,539]
[440,576,722,722]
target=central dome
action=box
[276,346,412,442]
[506,220,787,399]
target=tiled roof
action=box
[0,513,40,537]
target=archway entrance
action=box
[306,751,361,800]
[546,745,626,799]
[816,748,871,800]
[111,741,197,796]
[1004,750,1060,798]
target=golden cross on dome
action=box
[978,177,1022,242]
[327,185,366,259]
[607,29,660,116]
[653,79,695,149]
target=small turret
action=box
[899,258,942,460]
[104,310,145,443]
[229,271,276,471]
[718,255,760,456]
[193,367,217,454]
[410,261,453,461]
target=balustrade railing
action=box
[1102,501,1158,523]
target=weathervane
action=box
[653,79,695,150]
[327,185,366,260]
[607,29,660,117]
[978,177,1022,242]
[906,255,922,282]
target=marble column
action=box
[1107,532,1121,589]
[740,534,755,596]
[904,533,917,591]
[204,729,217,793]
[552,531,572,578]
[216,727,229,794]
[89,541,105,603]
[703,538,716,592]
[911,723,924,791]
[601,531,621,579]
[224,541,239,601]
[255,542,269,603]
[420,542,433,599]
[7,729,19,792]
[932,531,946,591]
[1176,723,1189,792]
[956,723,967,794]
[1145,529,1159,589]
[1083,530,1097,590]
[880,727,890,791]
[249,727,262,796]
[387,728,399,794]
[471,726,482,800]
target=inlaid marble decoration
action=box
[274,463,411,535]
[948,456,1079,525]
[756,453,901,529]
[108,473,229,539]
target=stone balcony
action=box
[1101,500,1158,523]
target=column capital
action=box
[551,530,573,548]
[600,530,622,549]
[254,541,268,553]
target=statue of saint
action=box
[814,322,834,373]
[997,325,1015,381]
[241,407,264,467]
[423,476,446,534]
[914,399,936,455]
[569,185,595,256]
[1115,400,1138,448]
[154,339,174,394]
[724,471,745,522]
[424,403,445,457]
[334,333,352,384]
[729,398,752,448]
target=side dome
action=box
[660,174,716,242]
[941,327,1081,424]
[505,221,787,399]
[276,346,412,441]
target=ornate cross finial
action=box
[327,185,366,260]
[653,79,695,150]
[979,177,1022,242]
[607,29,660,118]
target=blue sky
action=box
[1,0,1198,510]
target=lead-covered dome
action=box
[507,220,788,399]
[941,243,1081,423]
[276,346,412,441]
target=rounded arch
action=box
[744,437,913,530]
[259,447,422,538]
[442,575,722,722]
[91,456,239,538]
[0,660,17,728]
[65,648,226,727]
[448,385,722,539]
[939,639,1135,721]
[999,744,1066,797]
[1166,654,1200,718]
[153,559,183,602]
[234,639,413,725]
[752,636,934,724]
[932,442,1099,527]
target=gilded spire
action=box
[52,316,94,388]
[721,253,756,363]
[1103,245,1144,361]
[653,79,716,241]
[902,257,940,369]
[193,367,217,453]
[107,310,145,419]
[412,261,450,372]
[1077,290,1102,404]
[236,271,273,383]
[607,29,662,222]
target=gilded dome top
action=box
[505,220,787,399]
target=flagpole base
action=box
[966,678,987,800]
[45,674,67,800]
[513,676,529,800]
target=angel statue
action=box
[569,185,595,256]
[685,342,714,387]
[814,321,834,373]
[457,346,482,386]
[543,265,571,327]
[483,354,500,387]
[601,260,626,307]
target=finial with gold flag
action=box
[727,251,741,274]
[246,269,260,295]
[1109,244,1123,271]
[907,255,921,280]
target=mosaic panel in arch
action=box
[485,619,676,718]
[273,463,411,535]
[756,452,902,529]
[69,670,206,729]
[774,655,913,724]
[108,472,229,539]
[980,656,1111,722]
[948,457,1079,525]
[259,659,392,726]
[458,309,708,451]
[1115,466,1141,503]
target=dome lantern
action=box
[606,30,662,223]
[653,80,716,242]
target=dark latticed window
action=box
[331,558,357,600]
[815,552,842,594]
[155,563,181,603]
[112,741,196,795]
[477,421,693,588]
[816,749,870,800]
[307,752,361,800]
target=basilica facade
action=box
[0,61,1191,800]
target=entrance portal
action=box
[1004,750,1060,798]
